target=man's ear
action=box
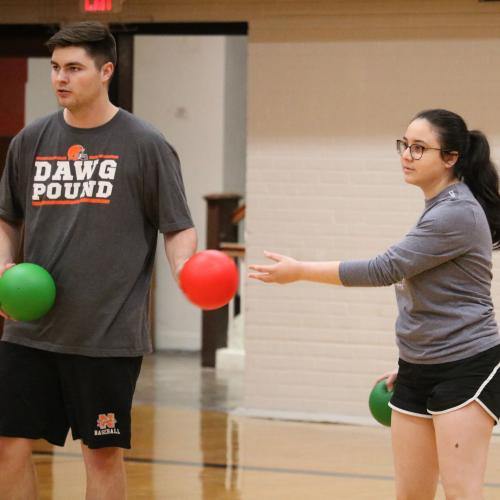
[101,61,114,84]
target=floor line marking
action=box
[32,451,500,487]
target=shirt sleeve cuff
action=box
[339,260,373,286]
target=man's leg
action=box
[81,444,127,500]
[0,437,37,500]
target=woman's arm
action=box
[248,251,342,285]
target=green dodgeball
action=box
[369,379,393,427]
[0,263,56,321]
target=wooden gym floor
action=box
[33,351,500,499]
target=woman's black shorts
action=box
[390,344,500,423]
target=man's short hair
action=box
[46,21,117,69]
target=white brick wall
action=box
[243,30,500,423]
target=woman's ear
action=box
[443,151,459,169]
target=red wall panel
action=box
[0,58,27,136]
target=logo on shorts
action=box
[95,413,121,436]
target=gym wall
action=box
[2,0,500,422]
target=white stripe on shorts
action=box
[388,402,432,419]
[427,360,500,420]
[475,398,499,423]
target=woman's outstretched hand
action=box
[248,251,302,284]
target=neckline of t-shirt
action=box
[425,181,465,208]
[57,108,123,134]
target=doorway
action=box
[0,22,248,354]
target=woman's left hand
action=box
[248,251,302,284]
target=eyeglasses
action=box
[396,139,444,160]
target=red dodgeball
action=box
[179,250,239,310]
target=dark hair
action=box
[414,109,500,249]
[46,21,117,70]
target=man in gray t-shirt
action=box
[0,108,194,357]
[0,22,197,500]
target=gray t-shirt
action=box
[0,109,193,356]
[340,182,499,364]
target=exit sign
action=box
[84,0,112,12]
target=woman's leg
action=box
[433,401,494,500]
[391,411,439,500]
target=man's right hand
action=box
[0,263,16,320]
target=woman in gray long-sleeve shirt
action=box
[249,109,500,499]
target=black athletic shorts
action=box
[0,341,142,449]
[390,343,500,423]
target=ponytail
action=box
[456,130,500,249]
[414,109,500,249]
